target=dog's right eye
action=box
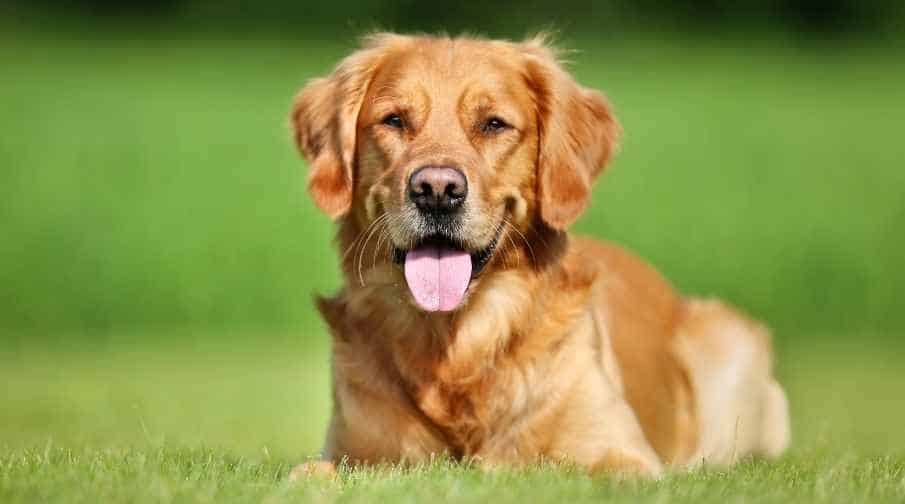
[381,113,405,129]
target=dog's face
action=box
[292,34,619,312]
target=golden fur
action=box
[288,33,789,478]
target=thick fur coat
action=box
[288,33,789,478]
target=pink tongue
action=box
[404,245,473,312]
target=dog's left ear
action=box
[521,38,621,230]
[290,34,401,218]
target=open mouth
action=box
[392,231,501,312]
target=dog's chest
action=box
[395,323,570,458]
[411,374,504,457]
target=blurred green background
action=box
[1,0,904,465]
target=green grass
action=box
[2,449,904,504]
[1,336,904,502]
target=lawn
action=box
[1,27,904,502]
[1,336,904,502]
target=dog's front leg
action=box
[587,447,663,477]
[288,459,337,481]
[544,380,665,477]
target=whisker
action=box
[490,218,513,270]
[371,228,387,271]
[472,209,514,271]
[356,213,390,286]
[502,223,521,270]
[358,216,389,286]
[503,218,537,269]
[341,213,385,265]
[371,213,400,271]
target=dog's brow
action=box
[370,95,399,107]
[447,42,455,68]
[445,39,460,77]
[369,83,404,106]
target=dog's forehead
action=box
[373,39,525,97]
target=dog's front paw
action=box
[591,448,663,478]
[288,460,337,482]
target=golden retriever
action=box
[288,33,789,478]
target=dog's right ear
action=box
[290,34,401,218]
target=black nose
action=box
[408,166,468,213]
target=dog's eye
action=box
[381,113,405,129]
[481,116,510,134]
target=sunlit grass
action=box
[2,447,903,503]
[1,336,903,502]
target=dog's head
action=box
[291,33,619,312]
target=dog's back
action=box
[575,237,789,465]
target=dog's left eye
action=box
[381,113,405,129]
[481,116,510,134]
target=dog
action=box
[288,33,789,478]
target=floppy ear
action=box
[521,39,621,230]
[290,34,398,218]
